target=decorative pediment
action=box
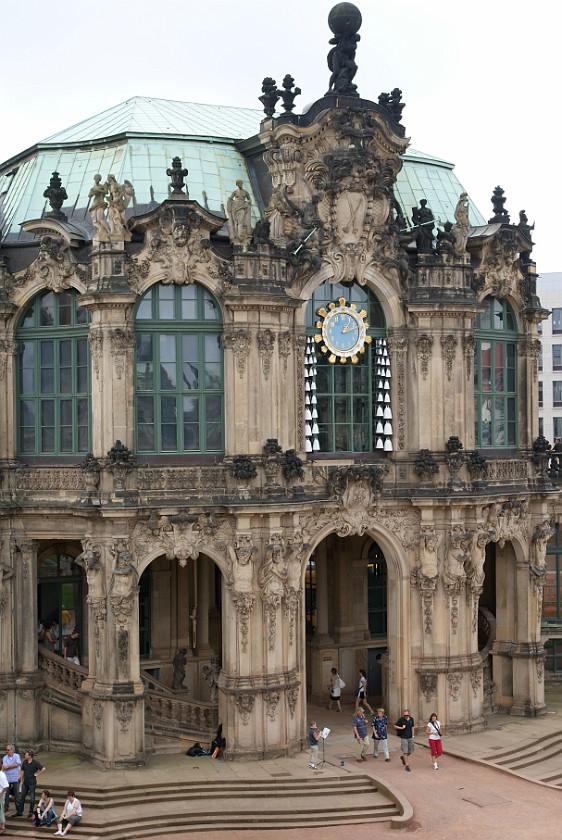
[129,200,229,288]
[9,235,87,300]
[260,104,409,290]
[471,227,530,305]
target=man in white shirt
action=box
[54,790,82,836]
[2,744,21,816]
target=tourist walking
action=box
[327,667,344,712]
[2,744,21,816]
[354,669,374,713]
[372,708,390,760]
[54,790,82,836]
[426,712,443,769]
[308,721,319,770]
[63,628,80,666]
[394,709,415,771]
[15,750,45,817]
[353,707,370,761]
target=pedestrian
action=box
[327,667,344,712]
[354,669,374,714]
[54,790,82,836]
[0,766,7,835]
[308,721,319,770]
[15,749,45,817]
[394,709,415,771]
[372,708,390,761]
[34,789,56,827]
[353,707,370,761]
[426,712,443,769]
[2,744,21,816]
[64,628,80,666]
[44,619,59,653]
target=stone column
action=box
[13,538,41,742]
[0,328,17,460]
[82,538,145,767]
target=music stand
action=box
[318,726,330,769]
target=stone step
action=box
[5,774,408,837]
[479,730,562,787]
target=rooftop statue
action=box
[325,3,362,98]
[88,175,111,241]
[453,192,470,255]
[412,199,435,254]
[107,175,135,241]
[226,180,252,251]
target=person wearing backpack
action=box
[327,668,344,712]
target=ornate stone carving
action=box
[117,626,129,664]
[235,692,255,725]
[0,558,14,617]
[325,4,362,97]
[462,334,475,380]
[21,235,77,292]
[108,327,135,380]
[418,672,437,703]
[278,331,292,375]
[287,686,299,718]
[386,335,406,449]
[536,655,544,684]
[453,193,470,256]
[415,334,433,379]
[87,596,107,658]
[115,700,134,733]
[264,690,280,721]
[222,329,251,378]
[166,156,189,196]
[447,671,463,701]
[440,334,457,382]
[76,538,105,599]
[414,449,439,484]
[257,329,275,379]
[470,668,482,699]
[0,339,17,382]
[93,699,103,730]
[232,591,255,653]
[90,175,134,242]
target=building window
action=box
[134,283,223,454]
[554,346,562,370]
[552,308,562,334]
[539,380,543,407]
[16,289,90,456]
[537,321,543,335]
[305,280,387,453]
[474,297,517,448]
[538,346,543,371]
[554,418,562,439]
[538,417,544,437]
[553,382,562,407]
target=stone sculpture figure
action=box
[453,192,470,255]
[325,3,362,97]
[531,521,555,569]
[172,647,187,690]
[467,530,488,588]
[419,530,439,579]
[412,199,435,254]
[202,656,221,703]
[226,180,252,250]
[106,175,135,241]
[88,175,111,241]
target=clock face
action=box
[314,297,371,364]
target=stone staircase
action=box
[479,730,562,787]
[5,774,412,837]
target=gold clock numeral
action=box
[351,355,359,364]
[328,353,336,364]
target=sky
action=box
[1,0,558,272]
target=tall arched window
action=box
[474,297,517,448]
[305,280,388,453]
[135,283,223,454]
[16,289,90,456]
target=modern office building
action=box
[0,3,558,767]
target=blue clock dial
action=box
[315,298,370,363]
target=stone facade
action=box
[0,4,556,767]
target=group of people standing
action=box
[324,668,444,772]
[0,745,82,836]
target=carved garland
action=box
[221,330,251,379]
[232,591,255,653]
[415,335,433,379]
[257,329,275,379]
[440,335,457,382]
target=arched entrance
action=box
[305,530,402,713]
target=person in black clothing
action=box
[394,709,415,771]
[64,628,80,666]
[15,751,45,817]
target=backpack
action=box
[186,742,206,757]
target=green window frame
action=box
[135,283,224,454]
[305,280,387,454]
[16,289,90,456]
[544,523,562,623]
[474,297,517,448]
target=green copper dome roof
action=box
[0,96,485,243]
